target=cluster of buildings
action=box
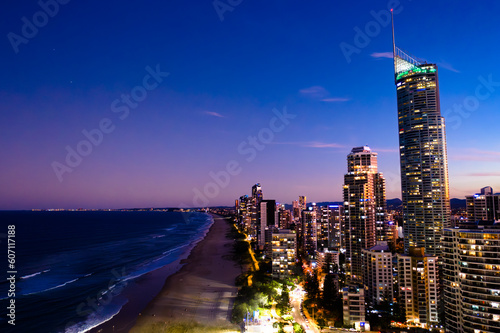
[233,17,500,333]
[235,184,342,280]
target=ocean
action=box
[0,211,213,333]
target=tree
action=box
[304,271,319,300]
[293,323,304,333]
[331,292,343,326]
[322,273,338,310]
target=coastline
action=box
[86,213,215,333]
[129,214,241,331]
[88,214,240,332]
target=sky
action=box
[1,0,500,209]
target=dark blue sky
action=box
[1,0,499,209]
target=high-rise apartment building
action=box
[316,248,339,274]
[466,186,500,222]
[252,183,263,202]
[259,199,276,251]
[277,204,292,229]
[392,18,450,256]
[362,241,393,306]
[318,206,331,250]
[343,146,386,282]
[299,196,307,212]
[443,222,500,333]
[295,196,307,250]
[237,195,249,232]
[302,207,317,258]
[397,247,439,327]
[250,183,263,241]
[271,229,297,279]
[374,173,388,242]
[292,200,300,223]
[342,285,369,330]
[328,204,343,249]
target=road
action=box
[290,286,320,333]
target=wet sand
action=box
[89,214,241,333]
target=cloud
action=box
[299,86,329,99]
[451,148,500,161]
[438,61,460,73]
[371,147,398,153]
[203,111,224,118]
[303,141,344,148]
[272,141,344,149]
[371,52,393,59]
[452,155,498,162]
[466,172,500,177]
[472,149,500,156]
[299,86,349,102]
[321,97,350,102]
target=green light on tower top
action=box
[396,67,436,81]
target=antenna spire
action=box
[391,9,396,60]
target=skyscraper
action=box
[397,247,439,327]
[342,285,368,330]
[443,222,500,333]
[299,196,307,212]
[250,183,263,241]
[374,173,388,242]
[318,205,332,250]
[328,205,343,249]
[301,207,317,259]
[362,242,393,306]
[392,15,450,256]
[271,229,297,279]
[237,195,250,233]
[465,186,500,222]
[277,204,292,229]
[259,199,276,252]
[343,146,386,282]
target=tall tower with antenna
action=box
[391,12,450,257]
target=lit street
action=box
[290,286,320,333]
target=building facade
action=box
[393,45,450,256]
[259,199,276,251]
[250,183,263,241]
[237,195,251,233]
[301,207,317,259]
[342,285,368,330]
[443,223,500,333]
[318,205,331,250]
[271,229,297,279]
[397,247,439,327]
[328,204,343,249]
[343,146,386,282]
[362,242,393,306]
[316,248,340,274]
[374,173,388,242]
[277,204,292,229]
[466,186,500,222]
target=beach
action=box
[89,214,241,332]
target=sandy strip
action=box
[128,214,241,331]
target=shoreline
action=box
[86,214,215,333]
[88,213,240,332]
